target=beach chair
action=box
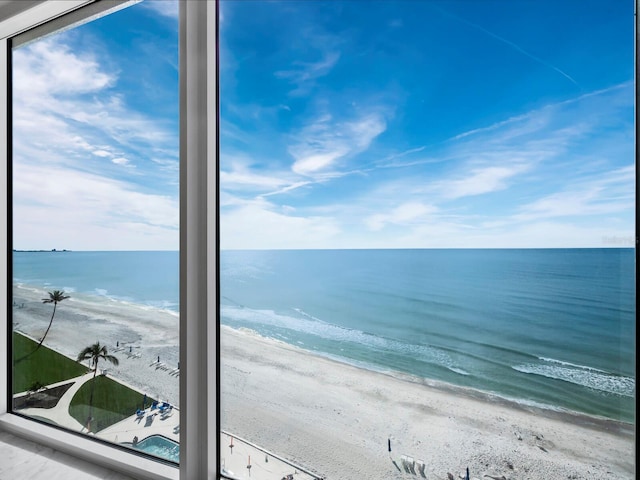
[401,455,410,473]
[150,401,158,411]
[406,455,416,474]
[416,460,426,477]
[136,409,145,419]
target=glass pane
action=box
[11,0,180,464]
[220,1,635,479]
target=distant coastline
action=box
[13,249,71,252]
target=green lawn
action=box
[69,375,152,433]
[14,331,155,434]
[12,332,88,393]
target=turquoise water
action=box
[13,251,179,313]
[133,435,179,463]
[220,248,635,423]
[13,249,636,422]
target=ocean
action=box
[13,250,180,313]
[13,248,636,423]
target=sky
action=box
[12,0,635,250]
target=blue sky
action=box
[12,0,179,250]
[13,0,635,250]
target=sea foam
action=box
[512,359,635,397]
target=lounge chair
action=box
[136,409,145,418]
[407,455,416,474]
[161,406,174,418]
[401,455,409,473]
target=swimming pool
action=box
[133,435,179,463]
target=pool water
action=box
[134,435,179,463]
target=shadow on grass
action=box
[69,375,154,433]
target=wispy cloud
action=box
[221,156,296,192]
[514,165,634,221]
[14,35,178,174]
[275,51,340,86]
[272,22,344,97]
[437,164,532,200]
[452,83,632,142]
[220,79,633,248]
[299,82,632,247]
[365,202,438,231]
[216,2,632,249]
[289,112,386,176]
[12,28,178,249]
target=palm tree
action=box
[35,290,70,352]
[76,342,119,432]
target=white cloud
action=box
[221,161,293,191]
[439,164,531,200]
[365,202,437,231]
[112,157,130,166]
[92,150,111,158]
[13,164,178,250]
[290,113,387,176]
[13,38,114,99]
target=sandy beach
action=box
[220,327,634,480]
[12,284,180,407]
[11,284,635,479]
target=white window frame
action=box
[0,1,218,479]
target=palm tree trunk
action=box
[86,360,98,432]
[35,302,57,351]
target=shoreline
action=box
[295,345,635,433]
[11,283,635,479]
[220,326,634,479]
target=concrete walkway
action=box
[15,371,180,445]
[14,377,323,478]
[16,371,95,432]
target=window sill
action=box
[0,413,178,480]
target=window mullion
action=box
[179,0,218,478]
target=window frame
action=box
[0,1,218,479]
[0,0,637,479]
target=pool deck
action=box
[98,404,180,445]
